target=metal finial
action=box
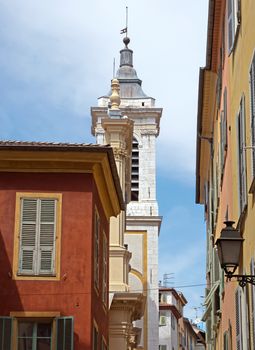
[120,6,129,46]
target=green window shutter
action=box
[56,317,74,350]
[251,259,255,349]
[39,199,56,274]
[19,199,38,274]
[250,56,255,179]
[235,288,243,350]
[0,317,12,350]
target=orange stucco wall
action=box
[0,172,109,349]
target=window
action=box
[220,88,228,175]
[159,346,167,350]
[251,259,255,349]
[101,337,107,350]
[93,324,99,350]
[171,313,175,330]
[227,0,241,54]
[0,317,12,350]
[235,288,243,350]
[14,193,62,279]
[94,209,100,289]
[159,311,167,326]
[237,96,247,214]
[223,331,229,350]
[102,232,108,305]
[131,137,139,201]
[17,320,52,349]
[0,315,73,350]
[249,53,255,181]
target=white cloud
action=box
[0,0,208,180]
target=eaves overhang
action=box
[0,141,125,218]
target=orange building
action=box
[0,141,123,350]
[196,0,255,349]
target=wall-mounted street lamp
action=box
[215,221,255,287]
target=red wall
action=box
[0,172,109,349]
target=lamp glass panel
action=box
[220,240,242,266]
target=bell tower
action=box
[91,36,162,350]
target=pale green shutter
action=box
[39,199,56,274]
[19,199,37,274]
[56,317,74,350]
[250,56,255,178]
[235,288,242,350]
[0,317,12,350]
[251,259,255,348]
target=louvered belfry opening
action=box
[131,137,139,201]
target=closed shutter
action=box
[19,199,37,274]
[0,317,12,350]
[39,199,56,274]
[227,0,234,53]
[250,56,255,178]
[56,317,74,350]
[251,259,255,348]
[235,288,243,350]
[238,97,247,213]
[19,197,56,275]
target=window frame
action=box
[102,231,108,306]
[237,96,247,215]
[13,193,62,281]
[249,52,255,189]
[94,208,100,291]
[227,0,241,54]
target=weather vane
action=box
[120,6,128,37]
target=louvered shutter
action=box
[19,199,37,274]
[250,57,255,179]
[227,0,234,53]
[39,199,56,274]
[0,317,12,350]
[56,317,74,350]
[235,288,243,350]
[240,97,247,211]
[251,259,255,348]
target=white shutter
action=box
[19,199,37,274]
[235,288,243,350]
[39,199,56,274]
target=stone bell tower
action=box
[91,36,162,350]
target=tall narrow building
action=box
[91,36,162,350]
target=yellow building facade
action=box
[196,0,255,349]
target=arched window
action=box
[131,137,139,201]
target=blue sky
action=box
[0,0,208,321]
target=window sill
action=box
[14,273,59,281]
